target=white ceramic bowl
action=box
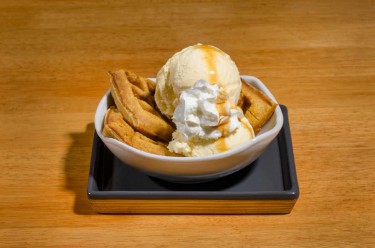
[94,76,283,182]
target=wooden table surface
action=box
[1,0,374,247]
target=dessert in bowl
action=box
[94,44,283,182]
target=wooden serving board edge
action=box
[89,199,297,214]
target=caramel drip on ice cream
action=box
[217,122,231,136]
[216,137,229,153]
[197,45,222,84]
[216,102,227,116]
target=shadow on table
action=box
[64,122,96,215]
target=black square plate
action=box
[87,105,299,214]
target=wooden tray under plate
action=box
[87,105,299,214]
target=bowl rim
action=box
[94,75,283,162]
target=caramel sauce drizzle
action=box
[216,137,229,152]
[195,44,240,153]
[216,102,227,116]
[196,45,223,84]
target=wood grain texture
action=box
[0,0,374,247]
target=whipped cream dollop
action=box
[171,79,243,141]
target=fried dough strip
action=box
[103,107,179,156]
[109,69,174,142]
[238,80,277,133]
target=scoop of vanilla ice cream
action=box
[168,116,254,157]
[155,44,241,118]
